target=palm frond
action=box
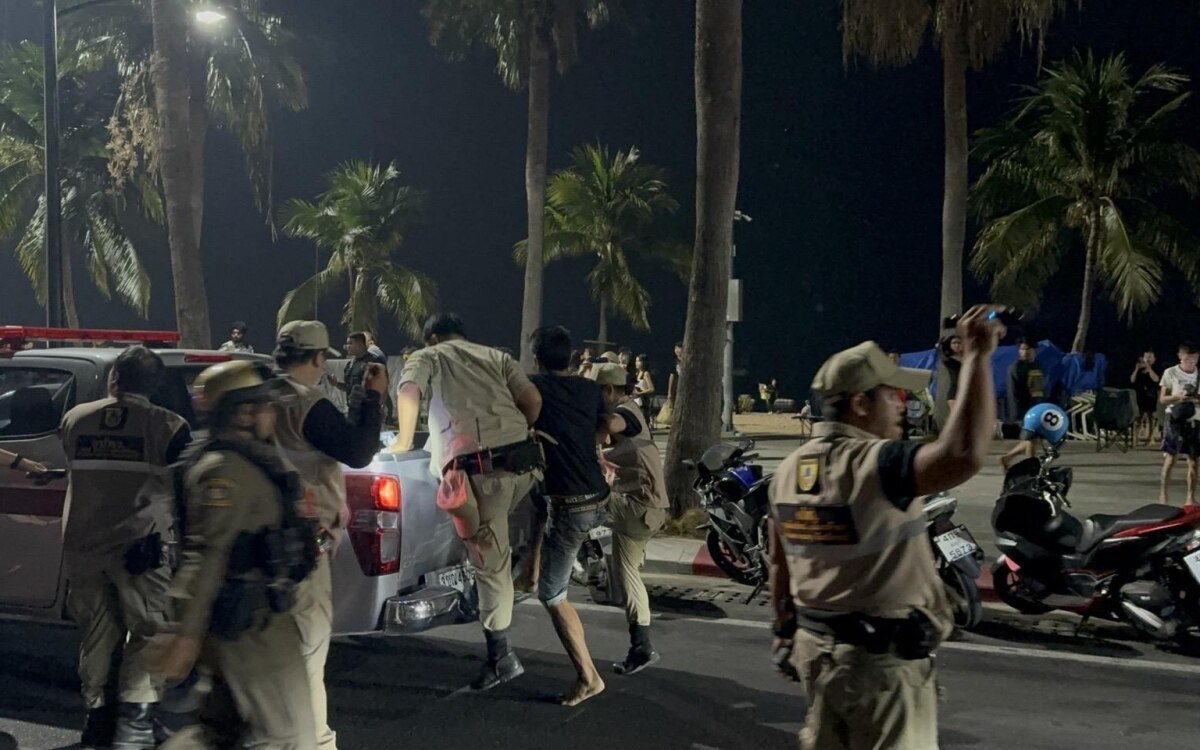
[1095,199,1161,320]
[376,266,439,338]
[84,195,151,317]
[277,265,341,329]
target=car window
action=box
[0,367,75,438]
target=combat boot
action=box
[471,628,524,691]
[614,623,660,676]
[80,705,117,748]
[111,703,157,750]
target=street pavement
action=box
[0,569,1197,749]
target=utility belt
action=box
[797,607,939,661]
[546,489,610,514]
[443,439,544,477]
[209,522,320,640]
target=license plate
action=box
[1184,550,1200,585]
[589,525,612,541]
[934,526,979,563]
[433,564,476,594]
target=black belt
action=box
[443,439,544,477]
[797,608,938,660]
[546,490,610,514]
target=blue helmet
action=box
[1021,403,1068,445]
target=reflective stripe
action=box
[68,460,169,476]
[783,516,927,563]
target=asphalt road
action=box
[0,573,1197,750]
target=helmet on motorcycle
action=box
[1020,403,1068,446]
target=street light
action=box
[194,9,228,25]
[723,210,753,434]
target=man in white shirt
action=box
[1159,342,1200,505]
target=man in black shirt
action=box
[526,325,614,706]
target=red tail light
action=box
[344,474,402,576]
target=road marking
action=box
[542,601,1200,676]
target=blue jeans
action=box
[537,499,608,606]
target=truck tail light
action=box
[344,474,401,576]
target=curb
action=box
[646,535,1001,602]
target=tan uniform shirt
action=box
[769,421,953,637]
[173,449,286,639]
[606,399,669,509]
[399,339,533,474]
[273,375,347,535]
[60,394,187,555]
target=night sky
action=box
[2,0,1200,398]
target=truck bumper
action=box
[383,585,473,634]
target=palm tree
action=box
[971,51,1200,353]
[663,0,742,516]
[61,0,307,347]
[421,0,612,368]
[0,41,154,327]
[515,144,685,344]
[841,0,1069,331]
[277,161,438,338]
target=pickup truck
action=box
[0,337,478,637]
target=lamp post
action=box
[43,0,63,328]
[723,209,752,434]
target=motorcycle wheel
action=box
[706,528,764,587]
[941,562,983,630]
[990,560,1053,615]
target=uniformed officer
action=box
[60,346,191,748]
[767,307,1003,750]
[592,362,669,676]
[272,320,386,749]
[155,360,317,750]
[393,313,543,690]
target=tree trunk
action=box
[664,0,742,516]
[187,40,207,254]
[597,297,608,347]
[61,244,80,329]
[517,21,551,371]
[939,19,968,332]
[1072,207,1102,353]
[151,0,211,348]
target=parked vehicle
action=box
[991,450,1200,642]
[0,327,479,637]
[689,440,983,628]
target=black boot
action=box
[471,628,524,691]
[614,623,660,676]
[81,705,117,748]
[111,703,157,750]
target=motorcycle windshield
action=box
[1002,457,1041,492]
[700,443,740,473]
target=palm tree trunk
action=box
[517,20,551,371]
[1072,208,1102,353]
[597,297,608,346]
[664,0,742,516]
[939,18,968,332]
[151,0,211,348]
[61,244,80,329]
[187,42,207,254]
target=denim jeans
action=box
[537,500,608,606]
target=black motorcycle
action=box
[688,441,984,628]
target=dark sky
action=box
[2,0,1200,397]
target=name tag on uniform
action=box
[776,503,859,547]
[75,435,145,462]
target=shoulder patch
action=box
[796,458,821,494]
[100,406,128,431]
[202,478,235,507]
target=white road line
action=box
[540,601,1200,676]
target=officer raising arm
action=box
[768,305,1004,750]
[393,313,543,691]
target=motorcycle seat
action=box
[1078,504,1183,551]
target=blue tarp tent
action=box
[900,340,1068,401]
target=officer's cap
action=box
[276,320,341,358]
[812,341,930,397]
[589,362,629,387]
[195,360,271,411]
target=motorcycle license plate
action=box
[934,526,979,563]
[1184,550,1200,585]
[433,564,476,594]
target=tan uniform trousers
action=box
[66,554,171,708]
[792,628,939,750]
[607,493,667,627]
[163,613,316,750]
[461,470,540,632]
[294,554,335,749]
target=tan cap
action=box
[276,320,341,357]
[812,341,930,396]
[588,362,629,387]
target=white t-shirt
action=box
[1162,365,1199,397]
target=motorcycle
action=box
[990,449,1200,642]
[688,440,984,628]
